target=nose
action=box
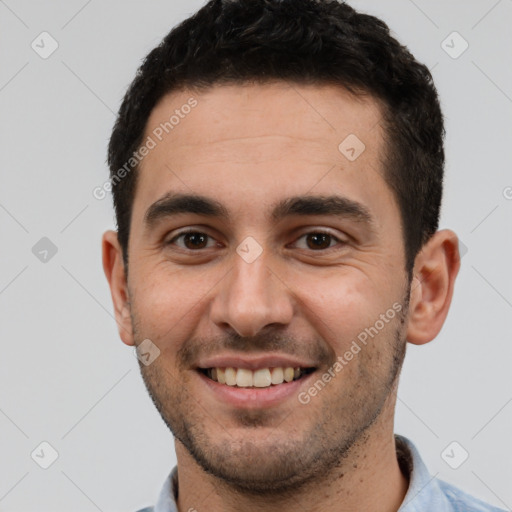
[209,250,294,338]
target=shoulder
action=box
[437,479,507,512]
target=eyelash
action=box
[166,229,347,252]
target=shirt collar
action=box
[396,434,452,511]
[153,466,178,512]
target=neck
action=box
[175,398,409,512]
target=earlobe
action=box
[406,229,461,346]
[102,230,135,346]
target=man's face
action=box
[126,83,411,491]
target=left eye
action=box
[168,231,218,250]
[292,231,345,251]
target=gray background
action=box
[1,0,511,510]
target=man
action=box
[102,1,504,510]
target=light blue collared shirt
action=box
[136,435,505,512]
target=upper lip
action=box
[196,353,317,371]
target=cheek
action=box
[296,270,397,351]
[130,265,215,339]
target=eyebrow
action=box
[143,192,374,229]
[144,193,229,228]
[270,195,373,225]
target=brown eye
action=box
[305,233,332,250]
[168,231,216,250]
[292,230,346,251]
[183,232,208,249]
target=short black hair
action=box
[108,0,444,275]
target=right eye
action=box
[166,230,220,251]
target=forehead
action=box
[133,82,394,228]
[144,82,383,155]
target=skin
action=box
[103,82,460,512]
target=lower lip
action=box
[197,371,315,409]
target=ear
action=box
[102,230,134,346]
[406,229,461,345]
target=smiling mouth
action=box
[199,366,316,388]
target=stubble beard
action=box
[134,291,409,495]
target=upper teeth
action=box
[207,367,303,387]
